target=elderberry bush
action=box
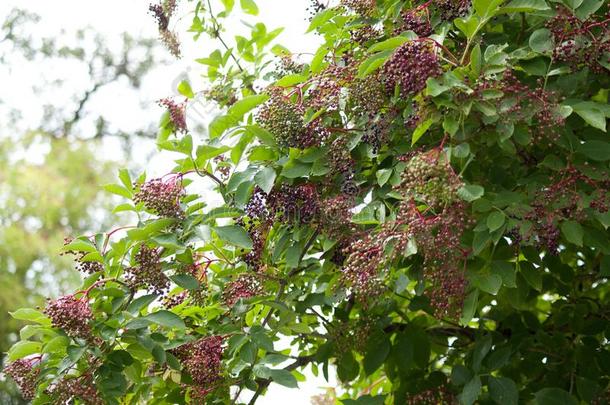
[5,0,610,404]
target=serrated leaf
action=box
[170,274,200,290]
[534,388,577,405]
[177,80,194,98]
[561,220,584,246]
[240,0,258,15]
[458,184,485,202]
[214,225,253,249]
[254,167,276,194]
[411,118,433,146]
[8,341,42,361]
[489,376,518,405]
[486,211,506,231]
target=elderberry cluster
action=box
[399,151,462,209]
[172,336,224,397]
[3,357,40,400]
[522,166,610,253]
[44,295,94,341]
[396,8,432,37]
[340,0,376,16]
[125,245,169,295]
[318,195,356,239]
[158,97,187,134]
[47,373,103,405]
[268,183,320,225]
[406,385,457,404]
[382,41,442,97]
[61,237,104,275]
[546,6,610,73]
[347,74,386,117]
[149,1,181,58]
[257,88,327,148]
[133,176,185,219]
[340,234,386,300]
[223,273,264,307]
[434,0,471,21]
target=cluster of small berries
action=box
[133,175,185,219]
[497,71,565,145]
[362,114,394,154]
[268,184,320,225]
[3,357,40,400]
[340,0,376,16]
[257,88,327,149]
[399,150,462,209]
[61,237,104,275]
[204,83,238,107]
[396,8,432,37]
[306,0,328,21]
[307,65,353,111]
[125,245,169,295]
[158,97,187,134]
[434,0,471,21]
[382,41,442,97]
[149,1,181,57]
[223,273,264,307]
[317,195,356,239]
[327,135,355,175]
[172,336,224,391]
[406,385,457,404]
[329,318,374,357]
[546,7,610,74]
[349,25,381,45]
[44,295,94,341]
[523,166,609,253]
[276,55,305,77]
[213,155,232,180]
[347,74,386,117]
[47,373,104,405]
[340,234,386,300]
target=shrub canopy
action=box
[5,0,610,404]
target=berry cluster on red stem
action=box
[223,273,264,307]
[382,41,442,97]
[133,175,185,219]
[3,357,41,400]
[172,336,224,391]
[44,295,94,341]
[46,372,104,405]
[546,6,610,73]
[158,97,188,134]
[61,237,104,275]
[125,245,170,295]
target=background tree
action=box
[0,7,164,402]
[4,0,610,404]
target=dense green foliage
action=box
[4,0,610,404]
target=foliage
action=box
[5,0,610,404]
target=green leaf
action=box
[214,225,253,249]
[529,29,553,53]
[240,0,259,14]
[342,395,386,405]
[368,35,411,53]
[486,211,506,231]
[474,0,504,17]
[578,140,610,161]
[363,332,390,375]
[474,273,502,295]
[489,377,518,405]
[307,7,337,33]
[275,74,307,87]
[458,184,485,202]
[411,118,433,146]
[10,308,51,325]
[460,289,479,325]
[455,15,480,39]
[209,115,239,139]
[459,376,482,405]
[8,341,42,361]
[269,369,298,388]
[145,310,186,329]
[126,294,157,315]
[500,0,550,12]
[227,94,269,119]
[534,388,578,405]
[104,183,133,199]
[357,50,393,78]
[561,220,584,246]
[376,169,392,187]
[177,80,194,98]
[170,274,200,290]
[571,101,607,132]
[254,167,277,194]
[196,144,231,162]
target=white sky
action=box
[0,0,337,403]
